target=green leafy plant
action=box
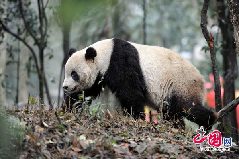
[28,96,38,105]
[0,109,25,159]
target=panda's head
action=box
[62,47,98,94]
[63,39,113,94]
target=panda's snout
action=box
[63,86,68,90]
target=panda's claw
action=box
[151,110,159,125]
[144,106,159,124]
[145,113,150,122]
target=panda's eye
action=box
[71,71,79,81]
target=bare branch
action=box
[2,0,52,108]
[42,0,48,41]
[201,0,210,42]
[0,20,40,76]
[142,0,147,44]
[37,0,43,44]
[55,111,62,125]
[44,73,53,109]
[37,0,43,45]
[37,0,48,48]
[201,0,222,111]
[44,0,49,9]
[218,96,239,120]
[19,0,39,45]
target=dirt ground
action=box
[10,108,239,159]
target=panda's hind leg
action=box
[144,106,159,124]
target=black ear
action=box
[85,47,97,60]
[69,48,77,57]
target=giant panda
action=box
[63,38,218,130]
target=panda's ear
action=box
[85,47,97,60]
[68,48,77,57]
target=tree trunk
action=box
[112,1,130,40]
[201,0,223,111]
[142,0,147,44]
[217,0,238,141]
[39,48,44,105]
[19,43,29,104]
[57,23,71,106]
[39,47,53,109]
[44,72,53,109]
[15,32,20,105]
[227,0,239,54]
[0,36,7,106]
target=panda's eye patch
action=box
[71,71,79,81]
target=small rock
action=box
[172,128,179,133]
[129,141,137,148]
[135,142,147,154]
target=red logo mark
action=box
[193,126,222,147]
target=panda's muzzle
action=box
[63,86,68,90]
[63,85,78,94]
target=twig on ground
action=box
[55,111,62,125]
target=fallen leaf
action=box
[41,121,49,128]
[114,145,131,156]
[79,134,86,140]
[129,141,137,148]
[135,142,147,154]
[71,146,81,152]
[72,136,79,147]
[172,128,179,133]
[35,125,44,134]
[42,149,51,159]
[79,139,94,149]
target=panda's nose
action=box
[63,86,68,90]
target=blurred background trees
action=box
[0,0,239,140]
[0,0,52,108]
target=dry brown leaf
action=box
[79,139,94,149]
[71,146,82,152]
[171,128,179,133]
[42,149,51,159]
[72,136,79,147]
[113,145,131,156]
[35,125,44,134]
[27,133,38,144]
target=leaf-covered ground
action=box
[10,108,239,159]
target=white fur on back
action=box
[130,42,205,106]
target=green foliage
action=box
[146,0,202,50]
[89,103,102,117]
[57,0,109,26]
[0,109,25,159]
[79,93,84,101]
[201,46,210,53]
[196,33,224,79]
[57,124,66,133]
[28,96,38,105]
